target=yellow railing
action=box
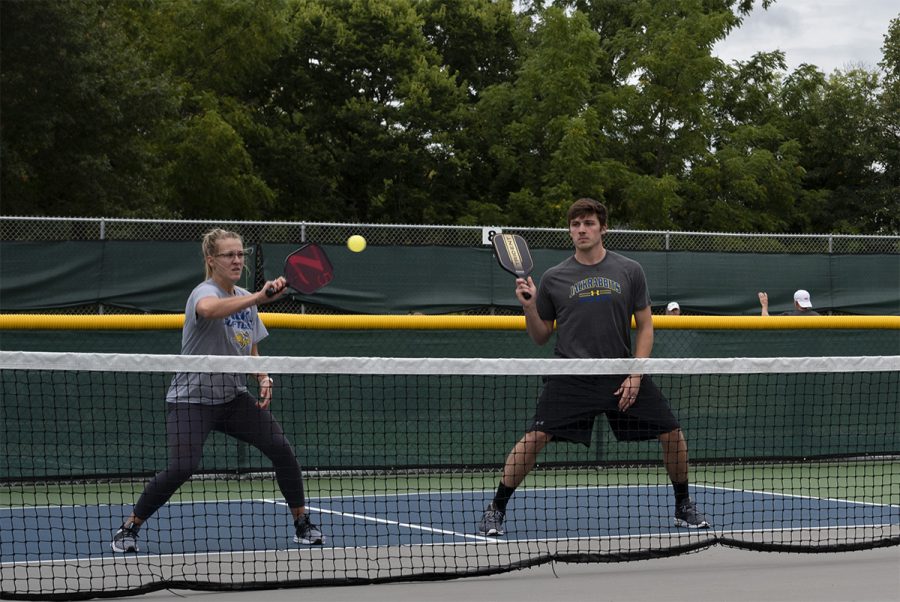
[0,314,898,331]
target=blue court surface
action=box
[2,485,898,563]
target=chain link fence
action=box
[3,216,899,253]
[3,216,898,316]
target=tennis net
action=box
[1,351,898,600]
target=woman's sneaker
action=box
[111,522,140,553]
[294,515,325,545]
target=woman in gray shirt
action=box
[111,229,323,552]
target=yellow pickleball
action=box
[347,234,367,253]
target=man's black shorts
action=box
[528,375,681,445]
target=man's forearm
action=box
[524,307,553,345]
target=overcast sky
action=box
[713,1,898,74]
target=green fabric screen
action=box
[1,241,897,314]
[263,244,502,314]
[0,241,253,312]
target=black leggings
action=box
[133,393,305,520]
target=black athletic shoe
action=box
[111,522,140,553]
[294,514,325,545]
[674,498,710,529]
[478,503,506,536]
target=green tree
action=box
[679,51,807,232]
[0,0,176,217]
[470,0,764,229]
[790,67,890,233]
[167,108,275,218]
[874,17,900,233]
[470,6,607,226]
[2,0,893,233]
[118,0,290,218]
[419,0,523,98]
[257,0,468,223]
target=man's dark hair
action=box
[567,198,608,226]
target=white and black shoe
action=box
[478,503,506,536]
[111,522,140,553]
[674,498,710,529]
[294,514,325,545]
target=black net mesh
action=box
[1,353,898,599]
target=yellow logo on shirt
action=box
[234,330,251,349]
[570,276,621,299]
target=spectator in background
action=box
[758,289,821,316]
[666,301,681,315]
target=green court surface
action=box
[3,460,896,508]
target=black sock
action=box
[672,481,690,506]
[492,482,516,513]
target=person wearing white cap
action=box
[758,289,821,316]
[666,301,681,315]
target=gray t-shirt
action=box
[536,251,650,359]
[166,280,268,404]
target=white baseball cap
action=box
[666,301,680,312]
[793,289,813,308]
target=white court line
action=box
[262,499,495,542]
[693,483,900,509]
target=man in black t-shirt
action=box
[478,198,709,536]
